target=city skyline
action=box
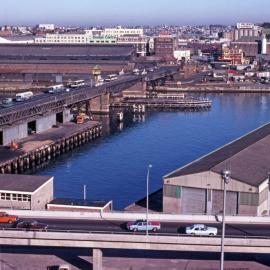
[0,0,269,26]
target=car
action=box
[1,97,13,108]
[185,224,217,236]
[126,219,161,232]
[16,220,48,231]
[0,211,18,223]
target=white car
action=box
[185,224,217,236]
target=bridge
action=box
[0,228,269,270]
[0,66,179,145]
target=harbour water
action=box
[35,93,270,209]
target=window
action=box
[12,194,17,201]
[6,194,10,200]
[23,195,29,201]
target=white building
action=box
[104,27,143,38]
[38,24,55,31]
[117,35,148,56]
[174,49,191,61]
[34,33,117,44]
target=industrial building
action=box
[163,123,270,216]
[0,44,136,79]
[234,23,260,41]
[0,174,53,210]
[154,33,177,60]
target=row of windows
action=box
[0,193,31,202]
[36,40,116,44]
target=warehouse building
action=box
[163,123,270,216]
[0,174,53,210]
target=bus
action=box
[47,84,64,94]
[104,74,118,82]
[67,80,85,88]
[15,91,33,102]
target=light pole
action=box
[220,170,230,270]
[146,164,152,236]
[83,184,87,201]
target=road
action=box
[1,217,270,238]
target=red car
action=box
[0,211,18,223]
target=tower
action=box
[261,33,267,55]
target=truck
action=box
[126,219,161,232]
[47,84,64,94]
[15,91,33,102]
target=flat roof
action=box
[0,174,52,193]
[48,198,111,208]
[165,122,270,186]
[0,44,135,57]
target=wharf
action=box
[157,85,270,93]
[111,97,212,110]
[0,121,102,174]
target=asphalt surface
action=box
[1,218,270,238]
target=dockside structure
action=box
[163,123,270,216]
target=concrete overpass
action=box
[0,229,269,270]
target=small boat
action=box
[116,112,124,122]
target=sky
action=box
[0,0,269,26]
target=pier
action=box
[0,121,102,174]
[111,97,212,111]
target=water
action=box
[35,94,270,209]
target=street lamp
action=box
[146,164,152,236]
[220,170,230,270]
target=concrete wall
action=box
[36,114,56,133]
[2,123,28,145]
[163,196,180,213]
[31,178,53,210]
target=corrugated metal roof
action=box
[165,123,270,186]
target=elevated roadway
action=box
[1,212,269,270]
[0,67,178,127]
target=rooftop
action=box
[0,44,135,58]
[48,198,111,208]
[0,174,52,193]
[165,122,270,186]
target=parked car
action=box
[16,220,48,231]
[126,219,161,232]
[185,224,217,236]
[0,211,18,223]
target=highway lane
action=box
[1,218,270,238]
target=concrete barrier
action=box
[4,209,270,224]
